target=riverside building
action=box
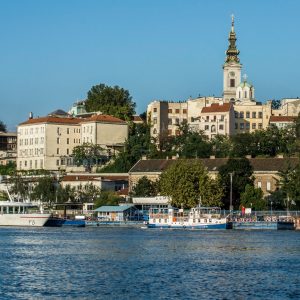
[147,16,300,140]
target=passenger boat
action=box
[148,206,231,229]
[0,200,51,227]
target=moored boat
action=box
[148,206,231,229]
[0,200,51,227]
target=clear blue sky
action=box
[1,0,300,131]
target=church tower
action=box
[223,15,242,103]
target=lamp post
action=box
[270,201,273,218]
[229,172,233,213]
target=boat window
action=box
[9,207,14,214]
[3,207,7,214]
[204,219,207,223]
[209,219,212,223]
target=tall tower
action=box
[223,15,242,103]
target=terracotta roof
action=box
[129,158,299,173]
[269,116,295,123]
[201,103,232,113]
[19,116,81,126]
[81,114,126,124]
[132,115,144,122]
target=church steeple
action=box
[225,14,240,63]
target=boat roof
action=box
[0,201,39,207]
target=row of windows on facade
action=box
[235,123,263,130]
[19,147,74,157]
[153,108,187,114]
[235,111,263,119]
[19,137,81,146]
[19,159,43,169]
[19,127,82,136]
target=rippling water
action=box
[0,227,299,299]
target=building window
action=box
[258,123,263,129]
[153,108,157,113]
[220,115,224,121]
[246,123,250,130]
[235,123,238,129]
[267,182,271,191]
[252,112,256,118]
[168,109,172,113]
[153,118,157,124]
[67,138,69,144]
[205,125,209,130]
[211,125,216,133]
[168,119,172,125]
[40,159,43,168]
[240,123,244,129]
[175,118,180,125]
[252,123,256,129]
[240,112,244,118]
[219,124,224,130]
[56,160,59,166]
[258,181,262,188]
[67,128,69,134]
[246,111,250,118]
[234,111,239,118]
[183,109,187,114]
[57,127,60,135]
[258,112,263,118]
[67,149,69,155]
[230,79,235,87]
[175,109,180,114]
[244,91,247,98]
[153,129,157,134]
[239,91,241,98]
[57,148,60,154]
[57,138,60,144]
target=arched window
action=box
[239,91,241,99]
[244,91,247,98]
[153,129,157,134]
[211,125,216,133]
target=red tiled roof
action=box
[132,115,144,122]
[201,103,232,113]
[269,116,295,123]
[19,116,81,126]
[81,114,126,124]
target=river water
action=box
[0,227,299,299]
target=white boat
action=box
[0,200,51,227]
[148,206,231,229]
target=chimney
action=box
[29,112,33,119]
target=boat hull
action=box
[0,213,51,227]
[147,222,230,229]
[233,221,295,230]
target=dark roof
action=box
[48,109,69,116]
[129,158,299,173]
[81,114,126,124]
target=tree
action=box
[173,123,212,158]
[240,184,266,210]
[85,83,136,121]
[0,162,16,175]
[72,143,105,172]
[0,120,7,132]
[131,176,157,197]
[159,159,224,208]
[9,174,30,200]
[230,133,254,157]
[76,183,101,203]
[31,176,56,205]
[218,158,254,209]
[94,190,121,208]
[278,163,300,209]
[210,134,232,158]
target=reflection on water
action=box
[0,228,299,299]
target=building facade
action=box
[146,16,300,140]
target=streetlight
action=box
[229,172,234,213]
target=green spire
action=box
[225,14,240,63]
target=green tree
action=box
[173,123,212,158]
[271,99,281,110]
[56,184,76,203]
[0,162,16,175]
[131,176,157,197]
[94,190,121,208]
[210,134,232,158]
[72,143,105,171]
[0,120,7,132]
[218,158,254,209]
[240,184,266,210]
[278,163,300,209]
[31,176,56,205]
[9,174,30,200]
[159,159,224,208]
[76,183,101,203]
[85,83,136,121]
[230,133,254,157]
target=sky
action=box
[1,0,300,131]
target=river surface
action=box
[0,227,299,300]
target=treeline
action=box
[100,115,300,173]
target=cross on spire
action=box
[243,74,248,82]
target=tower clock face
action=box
[229,71,235,77]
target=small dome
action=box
[238,81,253,88]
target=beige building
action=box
[147,16,300,140]
[17,116,81,170]
[129,157,299,197]
[17,113,128,171]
